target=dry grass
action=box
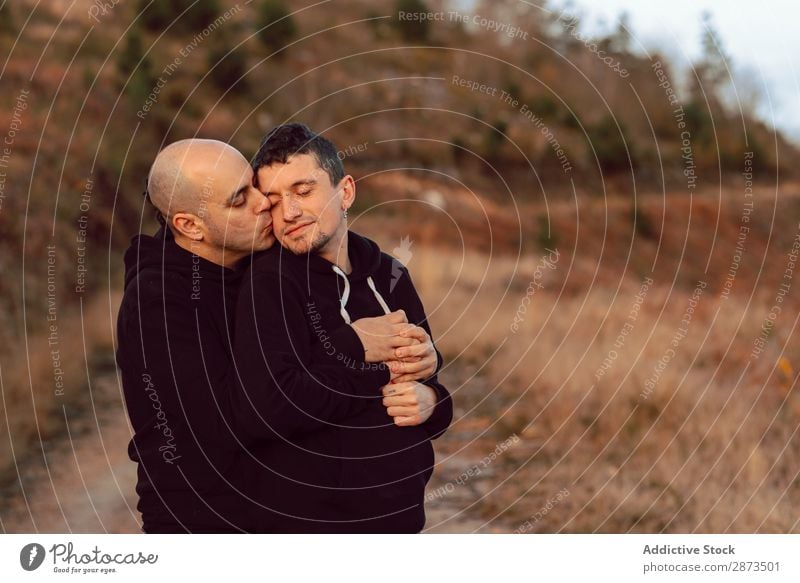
[395,238,800,533]
[0,293,120,484]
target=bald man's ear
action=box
[172,212,204,241]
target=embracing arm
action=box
[230,266,390,442]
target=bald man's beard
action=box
[204,217,269,254]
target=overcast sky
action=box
[550,0,799,142]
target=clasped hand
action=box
[352,310,438,426]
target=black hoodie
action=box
[116,227,391,533]
[116,226,253,532]
[235,231,453,533]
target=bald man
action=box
[116,139,436,533]
[116,139,276,532]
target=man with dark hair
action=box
[117,139,437,533]
[253,122,347,186]
[238,123,453,532]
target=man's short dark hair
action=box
[251,123,344,187]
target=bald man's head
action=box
[147,138,243,220]
[144,138,275,267]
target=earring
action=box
[343,209,348,219]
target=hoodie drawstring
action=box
[332,265,391,324]
[366,276,392,314]
[332,265,352,323]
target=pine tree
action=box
[138,0,221,35]
[207,32,248,91]
[257,0,297,55]
[690,12,732,106]
[608,12,632,53]
[118,26,155,104]
[118,25,146,79]
[0,4,15,37]
[393,0,431,43]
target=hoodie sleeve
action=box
[117,289,236,466]
[325,321,368,362]
[389,265,453,441]
[232,265,391,442]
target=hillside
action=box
[1,0,799,532]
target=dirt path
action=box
[0,363,506,533]
[423,368,523,533]
[0,365,141,533]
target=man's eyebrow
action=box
[291,178,317,188]
[265,178,317,195]
[228,184,248,204]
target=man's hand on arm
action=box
[351,313,441,427]
[349,280,447,431]
[381,381,437,427]
[376,263,453,438]
[352,312,437,382]
[386,326,438,383]
[232,268,391,441]
[351,309,420,362]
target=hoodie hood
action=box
[123,226,238,290]
[275,231,390,325]
[315,232,390,324]
[302,230,383,281]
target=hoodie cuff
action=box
[422,382,453,440]
[329,324,366,362]
[329,324,391,392]
[358,363,392,393]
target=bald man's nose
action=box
[253,192,271,213]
